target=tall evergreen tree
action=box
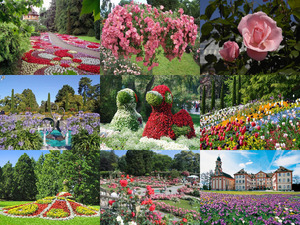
[55,85,75,103]
[232,76,236,106]
[125,151,146,176]
[47,93,51,113]
[2,162,14,200]
[0,166,3,198]
[59,149,100,205]
[109,150,118,170]
[237,75,241,105]
[35,151,62,199]
[201,86,206,114]
[12,154,37,200]
[65,92,69,112]
[220,82,224,109]
[211,79,215,110]
[83,92,87,109]
[11,89,14,112]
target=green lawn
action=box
[0,201,99,225]
[158,199,196,210]
[131,49,200,75]
[202,190,300,195]
[75,36,99,43]
[190,113,199,125]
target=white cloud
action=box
[246,161,253,165]
[273,152,300,167]
[239,163,245,168]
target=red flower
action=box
[55,50,73,58]
[126,175,130,179]
[251,122,256,127]
[130,178,134,182]
[77,64,100,74]
[120,180,128,187]
[108,200,115,206]
[121,175,124,178]
[149,204,155,211]
[127,189,133,195]
[182,218,187,222]
[53,57,61,61]
[132,212,135,217]
[257,126,261,131]
[73,58,82,63]
[60,63,70,68]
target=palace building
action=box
[23,6,39,21]
[211,157,293,191]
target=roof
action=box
[234,169,247,175]
[274,166,293,173]
[28,6,39,16]
[212,172,233,179]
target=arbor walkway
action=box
[48,33,100,58]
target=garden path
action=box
[48,33,100,58]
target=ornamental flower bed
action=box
[102,2,198,71]
[200,192,300,224]
[55,34,100,51]
[0,194,99,220]
[0,112,100,150]
[20,33,100,75]
[200,98,300,150]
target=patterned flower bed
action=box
[0,194,99,220]
[20,33,100,75]
[55,34,100,51]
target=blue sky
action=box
[102,150,200,159]
[201,150,300,177]
[0,151,52,167]
[0,75,100,106]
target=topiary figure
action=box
[143,85,196,140]
[111,88,143,131]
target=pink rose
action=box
[238,11,283,61]
[219,41,239,62]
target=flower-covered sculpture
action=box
[111,88,143,131]
[142,85,196,139]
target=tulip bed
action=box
[0,194,99,220]
[0,112,100,150]
[55,34,100,51]
[200,98,300,150]
[20,33,100,75]
[200,192,300,224]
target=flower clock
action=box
[143,85,196,139]
[20,33,100,75]
[101,2,198,71]
[111,88,143,131]
[55,34,100,52]
[0,193,99,220]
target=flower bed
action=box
[20,33,100,75]
[201,99,300,150]
[200,192,300,224]
[55,34,100,51]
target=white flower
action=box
[116,216,123,222]
[128,222,137,225]
[261,136,265,140]
[282,122,285,126]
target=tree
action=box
[201,86,206,114]
[118,155,127,172]
[59,149,100,205]
[12,154,37,200]
[147,0,179,11]
[65,92,69,112]
[109,150,118,170]
[237,75,241,105]
[172,151,199,173]
[83,92,87,109]
[55,85,75,103]
[153,154,173,171]
[11,89,14,112]
[47,93,51,113]
[2,162,14,200]
[232,76,236,106]
[78,77,92,97]
[119,0,131,6]
[211,79,215,110]
[125,151,147,176]
[0,166,2,198]
[220,82,224,109]
[22,89,38,111]
[35,151,62,199]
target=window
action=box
[287,185,290,189]
[279,173,281,177]
[287,173,290,176]
[279,185,281,188]
[283,173,285,177]
[287,178,290,182]
[279,179,281,182]
[284,185,286,189]
[283,178,285,182]
[243,180,244,183]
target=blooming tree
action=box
[101,2,198,71]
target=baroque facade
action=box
[211,157,293,191]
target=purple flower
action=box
[29,129,35,134]
[18,141,24,147]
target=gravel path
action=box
[48,33,100,58]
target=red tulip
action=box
[149,204,156,211]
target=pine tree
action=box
[237,75,241,105]
[201,86,206,114]
[211,79,215,110]
[65,92,69,112]
[11,89,14,112]
[232,76,236,106]
[2,162,14,200]
[220,82,224,109]
[12,154,37,200]
[47,93,51,113]
[83,92,87,109]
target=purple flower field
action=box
[200,192,300,225]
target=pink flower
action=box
[160,5,164,10]
[219,41,239,62]
[178,8,184,15]
[238,11,283,61]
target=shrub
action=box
[71,129,100,150]
[31,32,40,37]
[87,29,95,37]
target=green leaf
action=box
[81,0,100,21]
[294,42,300,51]
[205,3,217,20]
[288,0,300,19]
[211,18,231,25]
[201,22,213,36]
[290,50,299,58]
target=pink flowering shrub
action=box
[101,2,198,71]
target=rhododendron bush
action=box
[101,2,198,71]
